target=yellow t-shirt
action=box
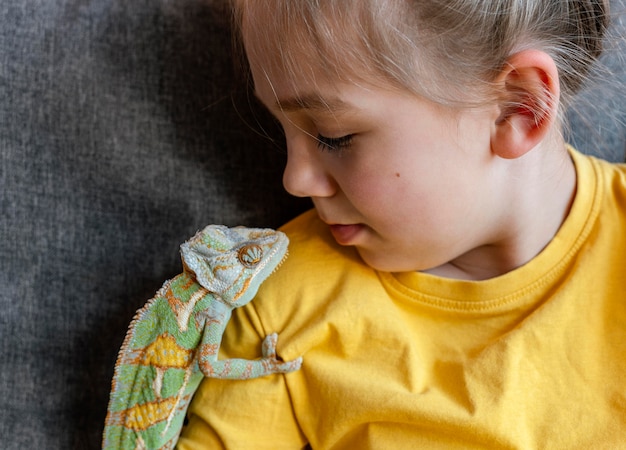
[178,150,626,449]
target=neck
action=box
[426,137,577,281]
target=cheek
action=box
[343,168,431,223]
[359,166,472,235]
[335,134,473,223]
[341,165,404,202]
[337,144,419,202]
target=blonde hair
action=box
[232,0,609,110]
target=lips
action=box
[328,224,364,245]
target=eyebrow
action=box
[255,91,351,114]
[277,94,351,113]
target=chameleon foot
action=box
[262,333,303,373]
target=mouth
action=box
[328,223,364,246]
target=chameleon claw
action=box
[276,355,303,373]
[262,333,303,373]
[262,333,279,358]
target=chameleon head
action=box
[180,225,289,307]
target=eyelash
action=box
[316,134,354,153]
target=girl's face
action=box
[250,59,504,274]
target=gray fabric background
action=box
[0,1,624,448]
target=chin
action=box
[356,248,430,273]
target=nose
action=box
[282,135,337,198]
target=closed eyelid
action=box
[317,134,354,153]
[253,89,358,150]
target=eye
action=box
[316,133,354,153]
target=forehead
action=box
[249,58,348,119]
[234,0,462,110]
[237,1,391,94]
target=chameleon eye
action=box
[237,244,263,268]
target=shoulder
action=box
[261,209,372,302]
[570,147,626,205]
[596,156,626,195]
[569,149,626,271]
[276,209,364,274]
[250,210,383,340]
[572,146,626,180]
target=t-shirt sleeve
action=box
[176,301,307,449]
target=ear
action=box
[491,50,560,159]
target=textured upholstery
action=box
[0,1,624,448]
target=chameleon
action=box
[102,225,302,449]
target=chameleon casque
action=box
[103,225,302,449]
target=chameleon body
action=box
[103,225,302,449]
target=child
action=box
[178,0,626,448]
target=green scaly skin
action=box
[102,225,302,449]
